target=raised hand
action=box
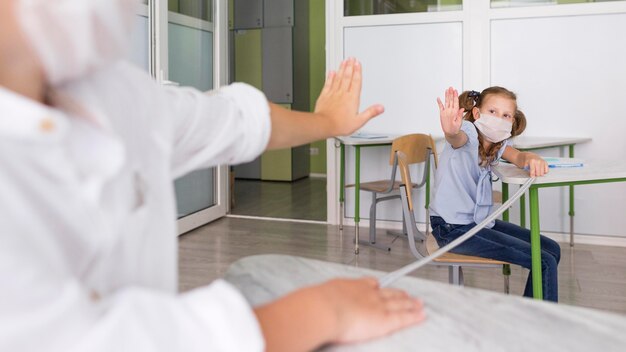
[437,87,464,137]
[314,58,384,136]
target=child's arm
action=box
[501,146,549,177]
[253,277,425,352]
[437,87,467,149]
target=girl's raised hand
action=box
[437,87,464,137]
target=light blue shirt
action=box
[430,120,509,228]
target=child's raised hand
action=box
[437,87,464,137]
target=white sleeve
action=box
[162,83,271,179]
[60,62,271,179]
[0,242,264,352]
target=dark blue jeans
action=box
[430,216,561,302]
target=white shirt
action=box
[0,62,270,351]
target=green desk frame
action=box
[495,160,626,299]
[502,177,626,300]
[509,138,591,247]
[338,139,394,254]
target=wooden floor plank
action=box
[179,217,626,315]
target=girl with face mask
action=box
[429,87,561,302]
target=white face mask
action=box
[16,0,136,85]
[473,113,513,143]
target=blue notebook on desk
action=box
[500,157,584,168]
[351,132,388,139]
[542,157,584,168]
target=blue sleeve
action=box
[460,120,479,149]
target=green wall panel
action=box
[234,29,262,90]
[309,0,326,174]
[262,149,293,181]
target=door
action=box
[152,0,230,234]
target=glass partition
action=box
[168,1,216,219]
[344,0,462,16]
[169,0,212,22]
[130,6,150,71]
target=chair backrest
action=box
[389,134,439,169]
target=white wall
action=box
[344,22,462,135]
[327,0,626,239]
[490,12,626,237]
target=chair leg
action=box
[361,193,391,251]
[449,266,463,286]
[369,193,377,243]
[503,264,511,294]
[402,211,407,236]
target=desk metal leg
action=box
[354,146,361,255]
[569,145,575,247]
[339,144,345,233]
[529,186,544,300]
[502,183,509,222]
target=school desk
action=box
[508,136,592,246]
[225,254,626,351]
[493,158,626,300]
[335,135,397,254]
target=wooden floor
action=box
[178,217,626,316]
[231,177,326,221]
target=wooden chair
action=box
[347,134,438,251]
[397,151,511,292]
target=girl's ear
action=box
[472,106,480,120]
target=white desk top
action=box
[337,135,591,148]
[493,158,626,185]
[225,255,626,351]
[336,134,444,146]
[510,136,592,149]
[335,134,398,146]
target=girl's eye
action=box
[489,109,495,114]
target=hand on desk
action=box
[518,152,549,177]
[253,277,425,352]
[325,277,426,344]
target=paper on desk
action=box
[351,132,388,139]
